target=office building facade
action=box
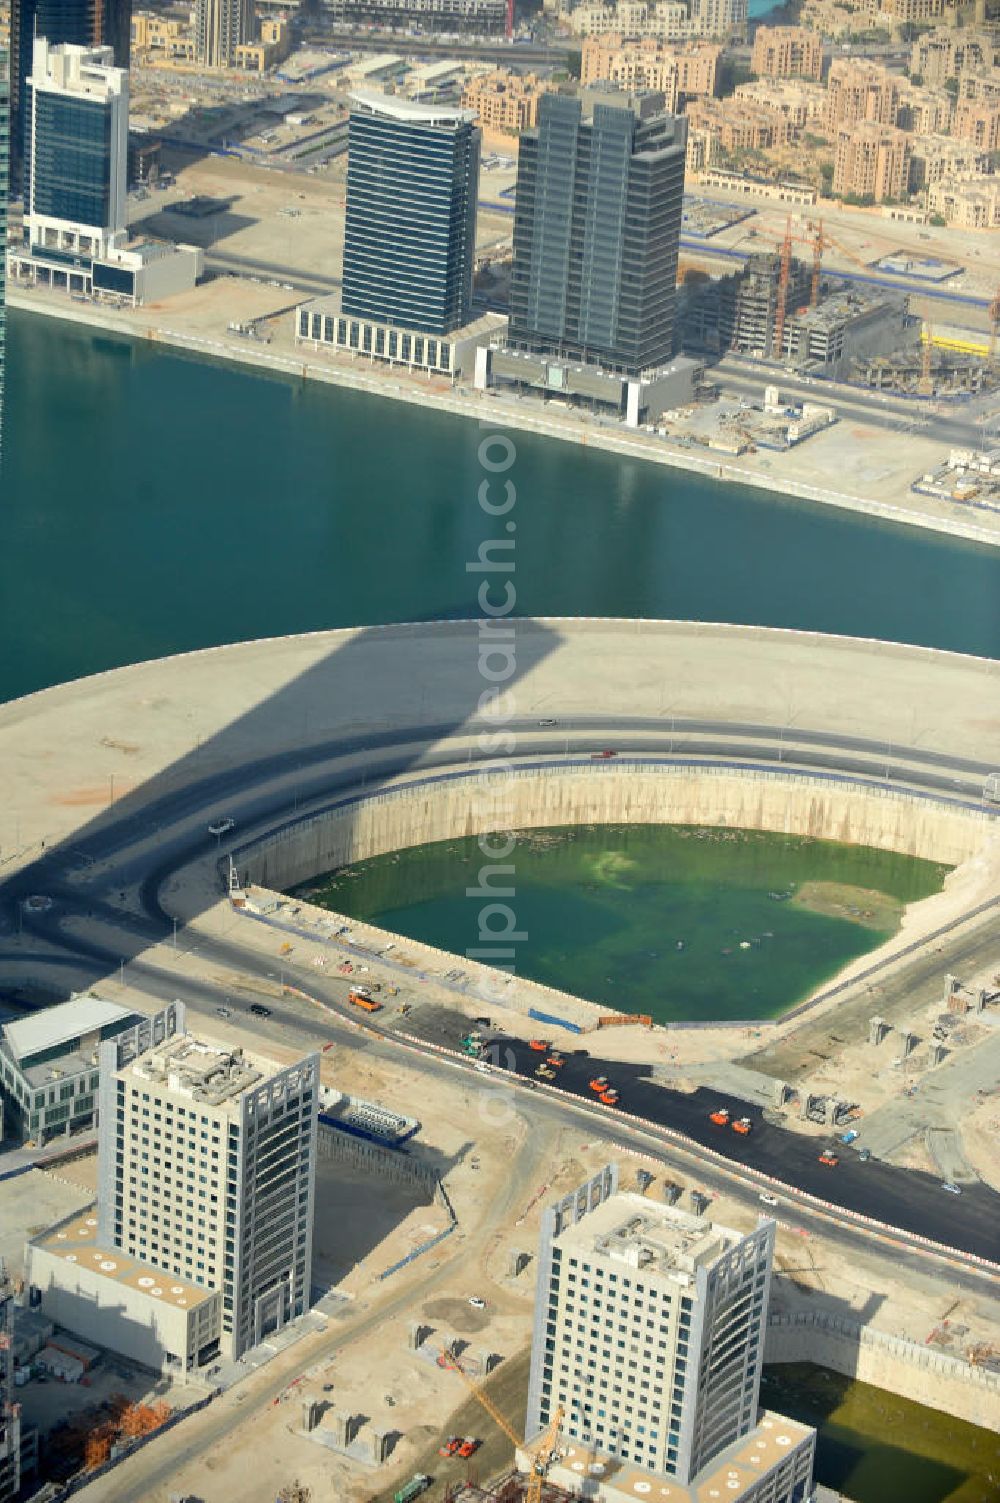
[509,90,687,377]
[24,39,128,260]
[0,994,140,1146]
[527,1166,776,1481]
[342,91,480,338]
[9,0,130,193]
[195,0,253,68]
[97,1004,319,1361]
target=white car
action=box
[208,818,236,837]
[941,1182,962,1195]
[758,1192,779,1207]
[474,1062,491,1074]
[468,1296,487,1309]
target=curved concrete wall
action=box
[238,763,992,893]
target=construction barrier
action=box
[597,1014,652,1029]
[528,1007,583,1034]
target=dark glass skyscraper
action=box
[342,93,480,338]
[9,0,130,192]
[509,91,687,377]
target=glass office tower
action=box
[9,0,130,192]
[24,41,127,254]
[342,92,480,338]
[509,90,687,377]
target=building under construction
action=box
[443,1475,575,1503]
[681,252,913,376]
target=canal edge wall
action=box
[230,761,995,1032]
[237,762,991,891]
[764,1311,1000,1431]
[10,294,1000,552]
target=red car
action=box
[590,749,617,759]
[439,1436,462,1457]
[458,1438,480,1459]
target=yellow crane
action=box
[439,1346,563,1502]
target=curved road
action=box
[3,710,998,1269]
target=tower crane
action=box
[439,1346,564,1502]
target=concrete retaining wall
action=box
[238,763,989,894]
[765,1313,1000,1431]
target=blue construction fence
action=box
[528,1007,583,1035]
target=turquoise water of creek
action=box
[298,825,950,1022]
[2,310,1000,705]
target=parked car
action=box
[941,1181,962,1195]
[216,1006,232,1018]
[468,1296,486,1309]
[249,1003,272,1018]
[758,1192,779,1206]
[208,817,235,837]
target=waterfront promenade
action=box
[11,288,1000,550]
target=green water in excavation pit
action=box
[761,1364,1000,1503]
[296,825,950,1023]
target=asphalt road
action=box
[2,714,998,1271]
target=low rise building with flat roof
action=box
[28,1211,222,1378]
[0,994,140,1146]
[295,293,507,377]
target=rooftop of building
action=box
[349,89,476,126]
[521,1412,815,1503]
[555,1192,748,1285]
[2,995,135,1067]
[33,1213,217,1311]
[121,1032,269,1110]
[796,284,905,330]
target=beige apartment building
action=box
[895,79,953,134]
[833,120,911,201]
[911,26,997,85]
[908,132,989,190]
[953,99,1000,151]
[567,0,746,40]
[928,173,1000,227]
[580,34,719,109]
[825,58,900,130]
[686,95,794,150]
[234,16,291,72]
[734,77,827,128]
[750,25,823,80]
[461,69,553,130]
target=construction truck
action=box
[732,1117,752,1136]
[394,1476,431,1503]
[348,987,381,1012]
[709,1106,730,1126]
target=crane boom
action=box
[440,1346,564,1497]
[438,1347,522,1447]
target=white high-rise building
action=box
[97,1004,319,1362]
[524,1166,815,1503]
[24,40,127,264]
